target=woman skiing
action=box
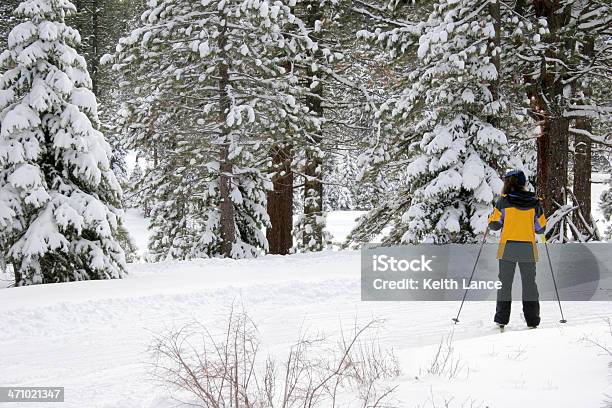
[488,169,547,329]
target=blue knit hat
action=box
[504,169,527,187]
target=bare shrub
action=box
[424,332,466,380]
[150,307,400,407]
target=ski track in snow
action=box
[0,251,611,407]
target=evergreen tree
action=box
[111,0,319,259]
[324,151,384,212]
[146,158,196,261]
[342,2,427,246]
[292,0,327,253]
[354,0,510,244]
[125,161,143,209]
[0,0,126,285]
[349,0,611,244]
[291,0,384,252]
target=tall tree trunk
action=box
[217,13,235,258]
[541,117,569,210]
[572,36,595,235]
[302,0,324,251]
[266,143,293,254]
[535,115,569,215]
[573,126,592,233]
[531,0,571,216]
[266,46,295,255]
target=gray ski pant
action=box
[494,259,540,326]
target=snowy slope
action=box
[0,251,611,408]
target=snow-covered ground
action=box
[1,251,611,407]
[1,177,611,407]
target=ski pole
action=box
[452,227,489,324]
[542,235,567,323]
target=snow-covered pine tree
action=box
[324,152,354,211]
[340,2,427,247]
[291,0,385,252]
[289,0,328,253]
[111,0,319,259]
[323,151,383,212]
[397,0,510,243]
[110,61,202,260]
[125,161,143,208]
[146,156,197,261]
[0,0,126,285]
[344,0,611,246]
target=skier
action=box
[488,170,547,329]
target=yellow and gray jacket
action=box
[487,191,547,262]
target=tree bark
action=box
[531,0,571,216]
[266,143,294,254]
[535,114,569,215]
[573,127,592,232]
[217,12,235,258]
[572,36,595,235]
[540,117,569,211]
[266,33,295,255]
